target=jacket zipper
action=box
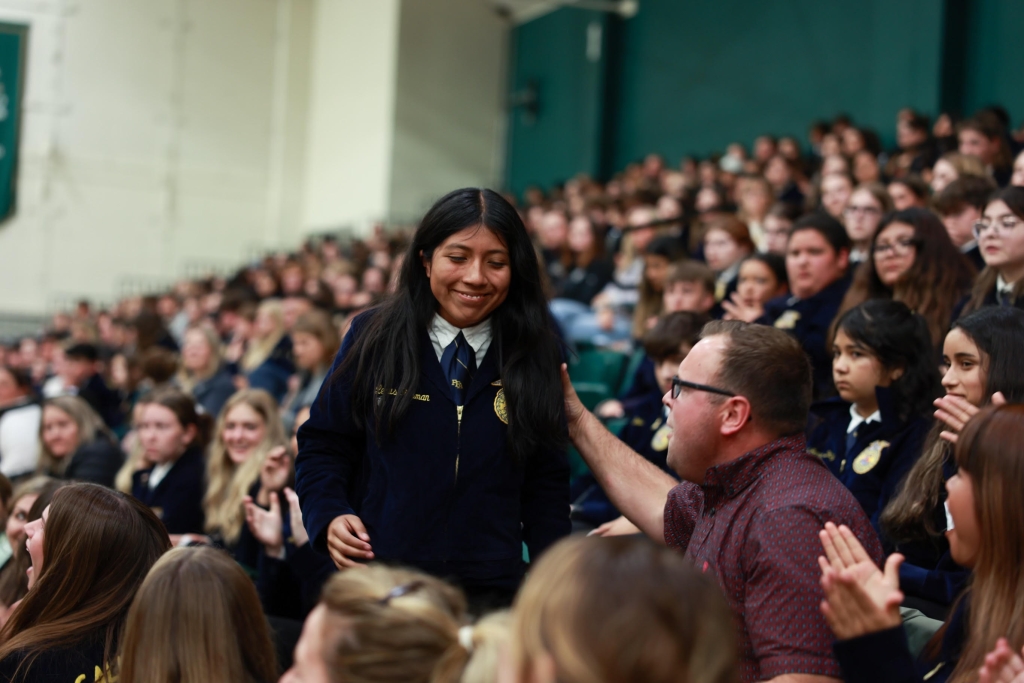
[443,404,463,566]
[455,405,463,485]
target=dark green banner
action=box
[0,23,26,224]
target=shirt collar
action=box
[959,239,977,254]
[997,274,1014,295]
[847,404,881,434]
[428,314,492,357]
[701,434,806,499]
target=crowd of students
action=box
[0,104,1019,682]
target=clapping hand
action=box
[282,487,309,548]
[818,522,904,640]
[244,492,284,558]
[980,638,1024,683]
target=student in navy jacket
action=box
[757,212,853,399]
[296,188,570,608]
[820,404,1024,683]
[131,387,208,537]
[877,307,1024,617]
[807,301,939,525]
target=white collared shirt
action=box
[427,314,492,364]
[847,404,881,435]
[148,461,174,490]
[997,274,1015,297]
[959,239,977,254]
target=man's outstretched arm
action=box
[562,365,677,542]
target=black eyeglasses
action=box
[671,376,737,400]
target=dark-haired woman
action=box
[807,301,939,523]
[131,388,211,537]
[296,188,569,610]
[0,483,170,681]
[959,187,1024,314]
[878,307,1024,616]
[836,207,975,347]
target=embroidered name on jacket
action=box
[375,386,430,401]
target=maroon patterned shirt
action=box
[664,435,884,683]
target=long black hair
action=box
[881,306,1024,542]
[336,188,566,462]
[833,300,941,421]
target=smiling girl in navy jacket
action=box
[295,188,570,608]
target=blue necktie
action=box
[441,332,475,405]
[998,289,1012,307]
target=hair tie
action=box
[458,625,475,653]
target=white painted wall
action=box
[0,0,313,314]
[301,0,400,233]
[0,0,510,315]
[388,0,509,222]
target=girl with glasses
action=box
[836,208,975,347]
[842,183,893,264]
[960,187,1024,313]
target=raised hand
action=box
[244,492,284,557]
[721,292,764,323]
[327,514,374,569]
[258,446,292,505]
[935,392,1006,444]
[283,487,309,548]
[979,638,1024,683]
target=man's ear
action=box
[719,396,753,436]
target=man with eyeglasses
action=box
[562,320,883,683]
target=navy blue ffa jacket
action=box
[571,392,676,526]
[884,453,969,609]
[131,445,206,535]
[807,388,930,526]
[759,274,851,399]
[295,311,571,594]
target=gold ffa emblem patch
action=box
[650,425,671,451]
[852,440,889,474]
[494,389,508,424]
[773,310,801,330]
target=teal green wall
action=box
[506,8,609,195]
[508,0,1024,196]
[611,0,943,168]
[961,0,1024,119]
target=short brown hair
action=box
[292,309,341,363]
[664,260,715,295]
[700,320,811,436]
[511,535,737,683]
[933,174,998,216]
[643,311,710,361]
[704,214,755,253]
